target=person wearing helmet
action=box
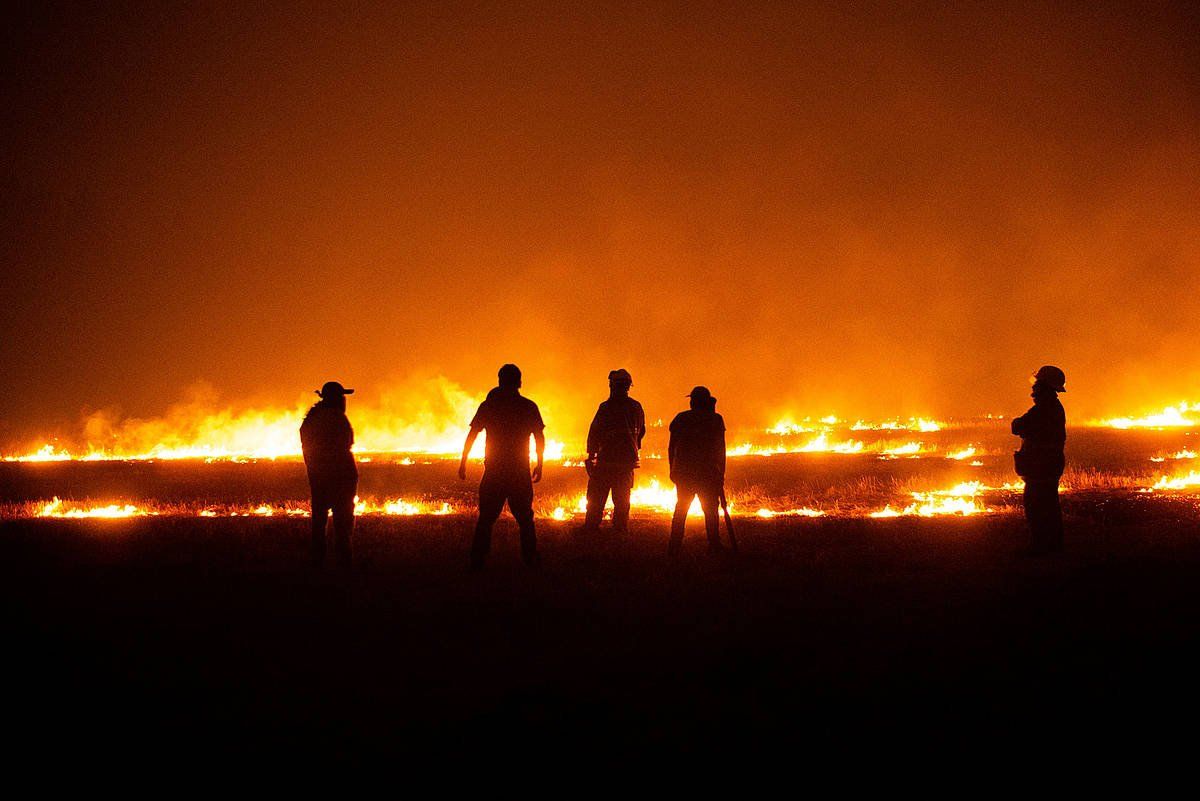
[667,386,726,556]
[578,369,647,535]
[1011,365,1067,554]
[459,364,546,569]
[300,381,359,568]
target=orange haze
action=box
[2,2,1197,451]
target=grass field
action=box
[3,488,1199,773]
[3,423,1198,775]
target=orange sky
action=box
[2,1,1197,446]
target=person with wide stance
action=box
[459,364,546,569]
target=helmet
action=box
[608,368,633,387]
[1032,365,1066,393]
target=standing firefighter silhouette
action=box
[1012,365,1067,554]
[668,386,727,556]
[459,364,546,569]
[578,368,646,534]
[300,381,358,568]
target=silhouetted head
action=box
[314,381,354,411]
[1030,365,1066,397]
[608,368,632,396]
[497,363,522,390]
[687,385,716,411]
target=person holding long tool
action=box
[667,386,729,557]
[577,368,646,535]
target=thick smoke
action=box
[1,2,1197,449]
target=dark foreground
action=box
[3,502,1199,776]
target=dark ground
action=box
[3,498,1199,777]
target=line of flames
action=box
[868,481,992,518]
[25,471,1200,521]
[726,435,981,461]
[23,479,994,521]
[6,437,989,464]
[6,389,1200,465]
[1150,449,1197,463]
[1095,402,1200,429]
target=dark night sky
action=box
[2,1,1198,445]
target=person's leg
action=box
[581,471,608,531]
[310,481,330,565]
[1025,481,1053,553]
[508,475,539,565]
[1022,482,1038,550]
[331,480,356,569]
[669,483,692,556]
[471,472,506,569]
[699,488,722,551]
[1049,481,1064,551]
[611,469,634,533]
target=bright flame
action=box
[879,442,924,458]
[1099,402,1200,430]
[869,481,991,517]
[767,419,818,435]
[850,417,943,432]
[1,378,569,463]
[756,507,825,518]
[1150,449,1197,463]
[1151,471,1200,491]
[6,444,73,462]
[36,497,149,518]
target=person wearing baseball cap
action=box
[667,386,726,556]
[1011,365,1067,555]
[300,380,358,568]
[577,368,646,535]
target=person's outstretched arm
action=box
[532,430,545,483]
[459,428,480,480]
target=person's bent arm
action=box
[1011,412,1027,437]
[532,430,545,483]
[459,428,480,480]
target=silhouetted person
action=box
[300,381,358,568]
[668,386,726,556]
[578,369,646,535]
[1012,365,1066,555]
[459,364,545,569]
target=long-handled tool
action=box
[719,489,738,554]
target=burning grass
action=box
[4,421,1200,525]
